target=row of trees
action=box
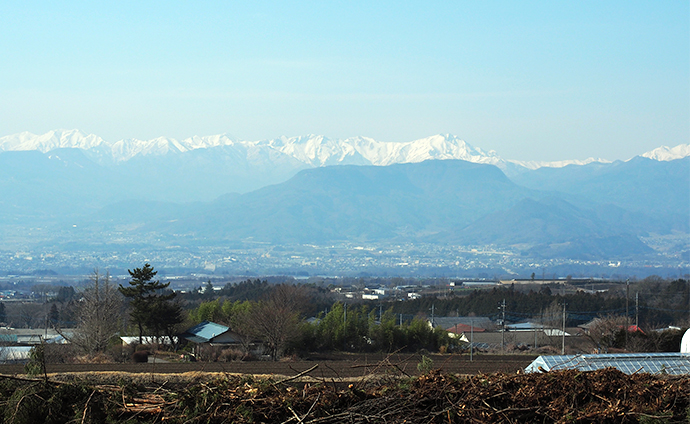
[382,280,690,328]
[297,303,451,354]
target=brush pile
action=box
[0,367,688,423]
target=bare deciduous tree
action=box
[249,285,308,360]
[70,269,123,354]
[584,315,629,353]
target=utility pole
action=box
[625,279,630,348]
[499,299,506,354]
[560,303,566,355]
[430,304,435,328]
[635,292,639,329]
[470,318,474,362]
[343,303,347,351]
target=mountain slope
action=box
[88,160,652,261]
[510,157,690,232]
[439,197,653,259]
[2,156,677,260]
[144,160,533,244]
[0,149,124,223]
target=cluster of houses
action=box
[1,315,687,365]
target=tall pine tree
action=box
[119,263,182,344]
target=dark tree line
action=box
[379,282,689,328]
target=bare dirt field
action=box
[0,353,536,379]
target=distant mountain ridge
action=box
[81,158,682,260]
[0,130,506,168]
[3,129,685,172]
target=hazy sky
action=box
[0,1,687,161]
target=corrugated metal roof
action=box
[181,321,230,343]
[0,346,32,363]
[526,353,690,375]
[0,334,18,343]
[506,322,544,331]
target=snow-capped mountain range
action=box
[2,129,686,171]
[0,129,687,266]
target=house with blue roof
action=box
[180,321,242,345]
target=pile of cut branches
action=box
[0,367,688,423]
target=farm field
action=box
[0,353,537,379]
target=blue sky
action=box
[0,1,687,161]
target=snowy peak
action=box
[640,144,690,161]
[388,134,501,166]
[0,129,106,152]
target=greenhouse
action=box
[525,352,690,375]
